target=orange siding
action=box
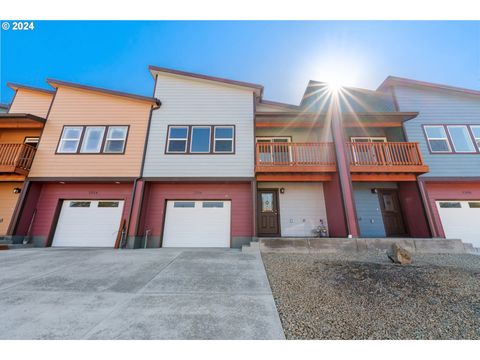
[28,86,152,178]
[0,182,22,235]
[0,129,42,143]
[9,89,53,118]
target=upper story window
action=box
[424,126,451,153]
[424,125,480,154]
[166,125,235,154]
[57,125,129,154]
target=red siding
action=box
[138,182,253,239]
[16,182,134,244]
[425,181,480,238]
[324,174,348,237]
[397,181,430,237]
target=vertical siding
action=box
[258,182,328,237]
[8,89,53,118]
[139,182,253,242]
[394,86,480,177]
[143,74,255,177]
[353,182,397,237]
[28,87,151,178]
[0,182,23,235]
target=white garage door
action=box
[436,200,480,247]
[52,200,124,247]
[163,200,231,247]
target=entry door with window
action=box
[257,190,280,236]
[351,137,387,164]
[256,137,291,165]
[378,189,407,236]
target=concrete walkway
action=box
[0,248,284,339]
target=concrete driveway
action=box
[0,248,284,339]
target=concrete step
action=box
[241,242,260,253]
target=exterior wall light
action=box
[13,188,21,194]
[280,188,285,194]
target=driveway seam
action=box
[136,250,184,294]
[0,264,70,293]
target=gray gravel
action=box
[261,251,480,339]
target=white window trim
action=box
[446,125,476,153]
[103,126,128,153]
[470,125,480,151]
[424,125,452,153]
[350,136,387,143]
[256,136,291,142]
[58,126,84,153]
[166,126,189,153]
[80,126,106,153]
[190,126,212,154]
[214,126,235,153]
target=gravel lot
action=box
[262,251,480,339]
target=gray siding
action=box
[143,73,255,178]
[394,86,480,178]
[353,182,397,237]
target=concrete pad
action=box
[414,239,465,253]
[308,238,360,252]
[87,293,284,340]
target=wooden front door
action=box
[378,189,407,236]
[257,189,280,236]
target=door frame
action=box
[256,188,281,237]
[377,189,408,237]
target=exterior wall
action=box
[353,182,397,237]
[0,182,22,235]
[393,85,480,177]
[138,182,253,248]
[28,86,152,178]
[0,128,42,143]
[324,174,348,237]
[8,89,53,118]
[14,182,133,246]
[344,127,405,142]
[397,181,431,237]
[258,182,328,237]
[143,73,255,178]
[255,127,332,142]
[424,181,480,237]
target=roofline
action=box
[7,82,55,95]
[46,79,161,107]
[258,99,301,110]
[377,76,480,97]
[148,65,264,96]
[0,112,46,123]
[256,111,418,121]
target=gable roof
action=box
[46,79,160,107]
[7,82,55,95]
[377,76,480,97]
[149,65,264,97]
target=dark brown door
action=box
[378,189,407,236]
[257,189,280,236]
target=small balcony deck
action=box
[0,143,37,175]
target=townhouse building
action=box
[0,84,54,237]
[379,77,480,247]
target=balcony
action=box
[347,142,429,174]
[0,143,37,175]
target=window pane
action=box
[202,202,224,208]
[104,140,125,153]
[429,139,450,152]
[191,127,211,152]
[170,127,188,139]
[98,201,119,208]
[215,139,233,152]
[174,201,195,208]
[59,140,79,153]
[261,193,273,212]
[168,140,187,152]
[108,127,127,139]
[81,127,105,153]
[425,126,446,139]
[468,202,480,208]
[439,202,461,208]
[70,201,91,208]
[64,127,83,139]
[448,126,475,152]
[471,126,480,139]
[215,127,233,138]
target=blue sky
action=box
[1,21,479,105]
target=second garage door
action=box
[52,200,124,247]
[163,200,231,247]
[436,200,480,247]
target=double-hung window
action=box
[214,126,234,153]
[424,126,451,153]
[446,125,476,153]
[104,126,128,153]
[58,126,83,153]
[81,126,106,153]
[167,126,189,153]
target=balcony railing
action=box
[255,142,336,172]
[0,143,37,174]
[347,142,428,172]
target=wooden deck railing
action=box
[346,142,424,167]
[256,142,336,167]
[0,143,37,172]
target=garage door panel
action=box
[163,200,230,248]
[52,200,124,247]
[436,200,480,247]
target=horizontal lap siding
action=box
[395,86,480,177]
[28,87,151,178]
[140,183,253,238]
[9,89,53,118]
[0,182,23,235]
[29,183,133,239]
[0,129,42,143]
[143,74,254,177]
